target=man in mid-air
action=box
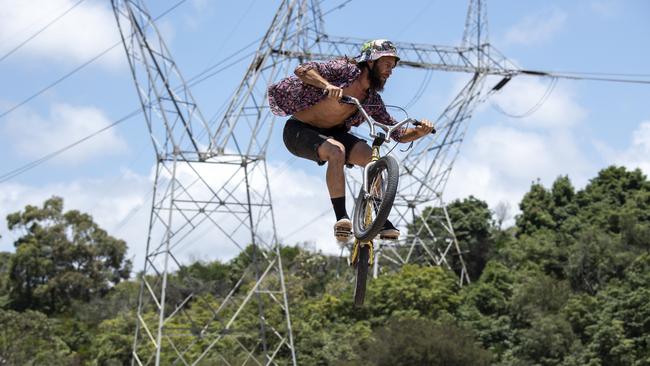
[268,39,434,241]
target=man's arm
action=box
[294,58,358,100]
[295,68,342,99]
[367,93,434,142]
[395,120,435,143]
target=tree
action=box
[5,196,131,313]
[516,179,554,236]
[512,314,577,366]
[411,196,496,280]
[0,252,10,307]
[355,318,491,366]
[576,166,650,234]
[364,265,461,321]
[0,309,76,365]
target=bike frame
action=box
[341,96,417,196]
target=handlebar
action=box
[340,96,435,139]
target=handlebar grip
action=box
[412,120,436,134]
[340,95,354,104]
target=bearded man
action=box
[268,39,434,241]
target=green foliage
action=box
[2,166,649,365]
[411,196,496,280]
[365,264,461,321]
[576,166,650,233]
[447,196,495,280]
[498,229,568,278]
[88,312,135,366]
[5,196,131,314]
[566,230,633,294]
[463,261,514,317]
[509,271,571,327]
[0,252,10,307]
[515,314,578,366]
[355,318,491,366]
[0,309,76,365]
[516,180,555,236]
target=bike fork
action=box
[350,197,376,267]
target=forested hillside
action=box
[1,166,649,365]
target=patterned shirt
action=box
[268,57,404,140]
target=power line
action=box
[519,69,650,84]
[283,207,331,239]
[0,0,188,121]
[0,38,264,183]
[0,36,266,183]
[6,0,646,186]
[0,110,139,184]
[0,0,353,124]
[544,70,650,78]
[492,76,559,119]
[0,42,121,120]
[0,0,86,63]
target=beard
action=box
[368,64,387,92]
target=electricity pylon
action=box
[112,1,296,365]
[113,0,517,364]
[211,0,516,285]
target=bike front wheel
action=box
[353,155,399,241]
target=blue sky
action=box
[1,0,649,263]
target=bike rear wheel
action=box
[353,244,370,306]
[353,156,399,241]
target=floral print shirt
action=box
[268,57,404,140]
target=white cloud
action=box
[502,7,567,46]
[0,0,122,67]
[603,121,650,175]
[4,103,129,164]
[439,69,594,218]
[444,123,594,224]
[0,159,345,271]
[268,160,341,254]
[0,169,153,264]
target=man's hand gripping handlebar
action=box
[339,95,436,140]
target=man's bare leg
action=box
[318,139,351,240]
[318,139,347,198]
[347,141,372,167]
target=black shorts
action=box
[283,117,366,166]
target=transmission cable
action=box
[519,69,650,84]
[0,110,139,184]
[0,0,187,121]
[404,68,433,109]
[544,70,650,78]
[283,207,331,239]
[0,0,376,183]
[491,76,558,119]
[0,0,86,63]
[0,43,121,120]
[0,51,246,183]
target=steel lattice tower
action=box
[113,0,517,364]
[112,1,296,364]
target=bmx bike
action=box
[341,95,435,306]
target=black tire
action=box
[353,244,370,306]
[353,156,399,241]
